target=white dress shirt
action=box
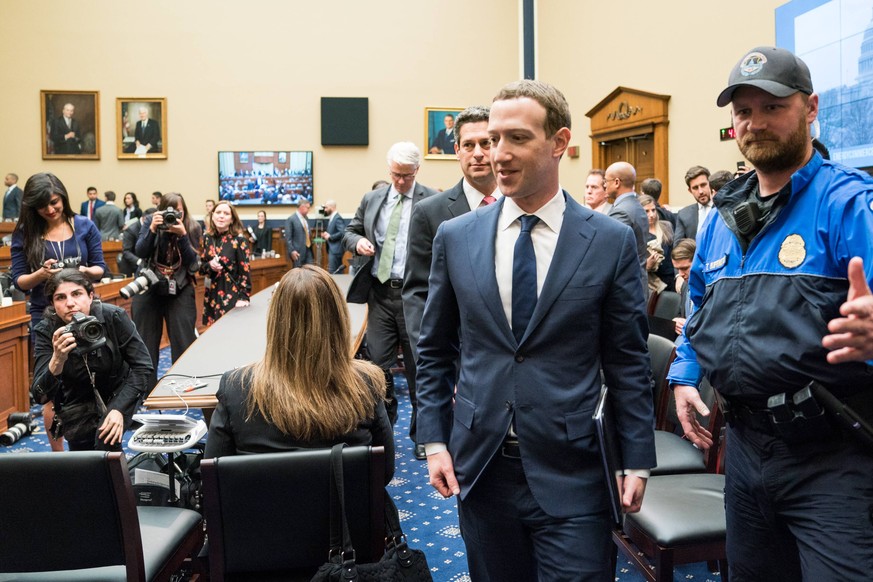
[462,179,501,210]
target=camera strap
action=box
[82,353,108,417]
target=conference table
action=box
[143,274,366,412]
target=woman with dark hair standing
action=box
[122,192,142,223]
[251,209,272,255]
[200,201,251,325]
[133,192,202,387]
[31,269,152,450]
[10,172,106,450]
[204,266,394,483]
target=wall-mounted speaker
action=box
[321,97,369,146]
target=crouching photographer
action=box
[132,193,202,388]
[31,270,153,451]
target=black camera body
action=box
[64,312,107,355]
[119,268,160,299]
[55,256,83,270]
[157,208,179,230]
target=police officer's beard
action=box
[737,114,809,175]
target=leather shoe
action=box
[414,444,427,460]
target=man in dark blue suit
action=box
[79,186,105,221]
[321,199,346,273]
[416,80,655,581]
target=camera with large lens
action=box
[55,256,82,270]
[64,311,107,355]
[0,420,33,446]
[119,268,160,299]
[158,208,179,230]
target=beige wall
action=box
[2,0,789,216]
[0,0,519,218]
[539,0,786,207]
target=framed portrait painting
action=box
[41,90,100,159]
[424,107,462,160]
[116,97,167,159]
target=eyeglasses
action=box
[602,176,618,187]
[389,171,417,181]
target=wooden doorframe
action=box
[586,87,671,202]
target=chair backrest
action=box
[652,290,682,320]
[201,445,386,579]
[648,333,677,427]
[0,451,145,579]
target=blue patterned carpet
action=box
[2,348,722,582]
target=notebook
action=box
[593,385,624,524]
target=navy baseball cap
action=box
[717,46,813,107]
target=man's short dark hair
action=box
[453,106,490,142]
[143,207,157,217]
[87,186,97,194]
[493,80,571,137]
[684,166,711,187]
[708,170,734,193]
[640,178,662,201]
[104,191,116,202]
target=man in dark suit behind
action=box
[673,165,713,241]
[80,186,105,221]
[3,173,22,220]
[134,106,162,154]
[416,80,655,581]
[321,199,346,273]
[284,200,313,268]
[606,161,649,290]
[50,103,82,154]
[402,105,498,459]
[343,141,437,441]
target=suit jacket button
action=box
[515,355,524,363]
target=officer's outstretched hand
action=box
[427,450,460,498]
[823,257,873,364]
[673,385,713,450]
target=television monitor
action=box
[218,151,313,205]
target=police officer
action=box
[668,46,873,581]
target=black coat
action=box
[31,301,153,423]
[204,369,395,484]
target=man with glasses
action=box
[343,142,437,430]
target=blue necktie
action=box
[512,214,540,343]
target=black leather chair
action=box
[201,446,386,582]
[652,290,682,320]
[652,377,722,475]
[0,451,204,582]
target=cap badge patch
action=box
[740,52,767,77]
[778,234,806,268]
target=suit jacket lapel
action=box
[363,187,390,239]
[447,180,471,217]
[523,194,594,342]
[466,198,513,341]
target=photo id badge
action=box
[168,278,177,295]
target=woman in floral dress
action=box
[200,201,251,325]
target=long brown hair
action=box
[205,201,245,237]
[244,265,385,439]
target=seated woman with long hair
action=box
[204,265,394,482]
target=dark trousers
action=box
[328,251,344,274]
[67,431,122,452]
[132,284,197,389]
[458,453,613,582]
[725,424,873,581]
[367,279,416,440]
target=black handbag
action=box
[311,444,433,582]
[52,400,101,441]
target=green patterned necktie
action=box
[377,196,404,283]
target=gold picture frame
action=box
[117,97,167,159]
[424,107,462,160]
[41,90,100,160]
